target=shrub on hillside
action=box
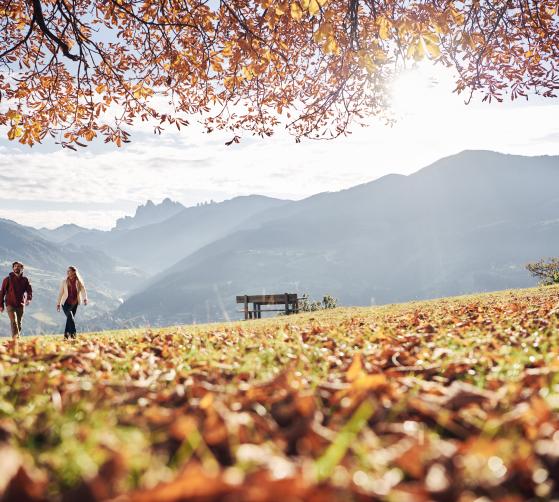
[526,258,559,286]
[299,294,338,312]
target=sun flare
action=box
[390,64,456,117]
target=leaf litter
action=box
[0,286,558,501]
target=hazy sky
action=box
[1,63,558,229]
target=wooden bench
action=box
[236,293,299,320]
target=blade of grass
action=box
[314,399,375,482]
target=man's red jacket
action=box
[1,272,33,308]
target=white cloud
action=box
[0,208,125,230]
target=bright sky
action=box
[1,62,558,229]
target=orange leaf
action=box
[346,354,362,382]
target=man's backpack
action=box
[3,276,9,297]
[3,276,13,301]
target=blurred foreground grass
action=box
[1,286,559,501]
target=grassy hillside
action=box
[118,151,559,326]
[1,286,559,501]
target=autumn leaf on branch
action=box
[0,0,558,148]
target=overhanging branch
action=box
[30,0,81,61]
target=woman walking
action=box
[56,266,88,340]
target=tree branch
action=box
[30,0,80,61]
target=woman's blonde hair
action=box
[67,266,85,290]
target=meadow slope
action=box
[1,286,559,501]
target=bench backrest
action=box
[236,294,298,305]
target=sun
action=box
[390,63,457,118]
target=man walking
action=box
[0,261,33,339]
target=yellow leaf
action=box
[300,0,310,10]
[290,2,303,20]
[324,36,339,54]
[224,76,236,90]
[275,2,288,15]
[411,38,425,61]
[451,9,465,25]
[378,16,390,40]
[241,66,254,80]
[357,50,375,74]
[423,37,440,59]
[353,373,388,392]
[6,109,21,122]
[308,0,320,16]
[406,43,415,60]
[222,44,233,57]
[7,125,23,140]
[132,83,154,99]
[398,21,411,37]
[95,84,106,94]
[422,32,438,44]
[200,393,214,410]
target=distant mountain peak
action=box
[35,222,92,243]
[37,223,85,233]
[114,198,185,231]
[415,149,555,180]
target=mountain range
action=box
[115,150,559,325]
[1,150,557,335]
